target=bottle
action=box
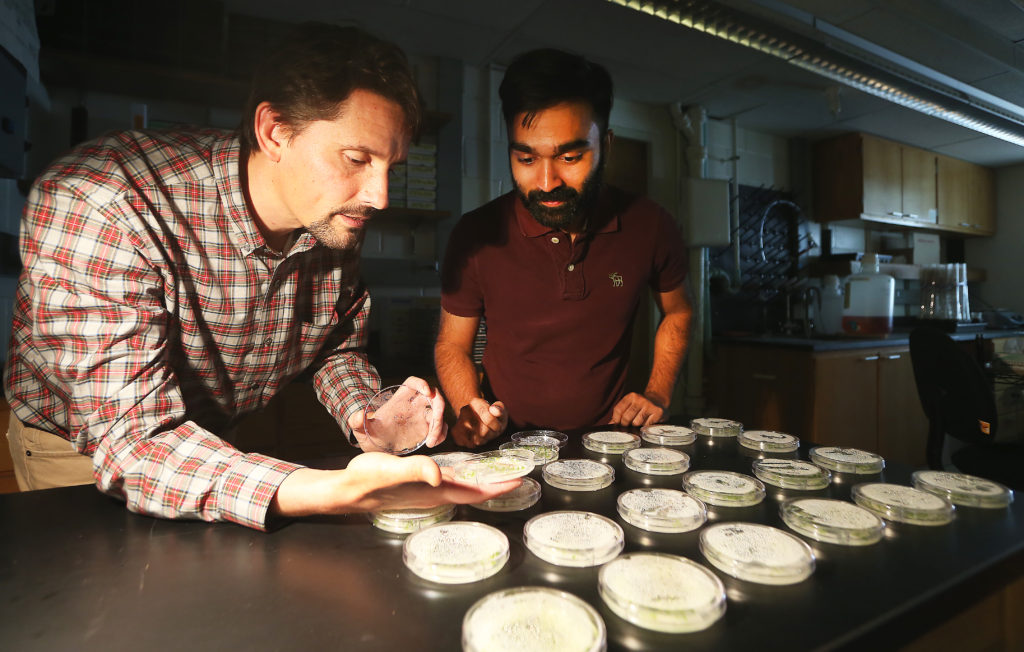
[820,275,844,335]
[842,254,895,336]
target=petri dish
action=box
[363,384,434,455]
[690,417,743,437]
[681,470,766,507]
[369,504,456,534]
[852,483,955,526]
[472,476,542,512]
[699,522,815,585]
[623,447,690,475]
[752,459,831,490]
[582,431,641,454]
[640,424,697,446]
[499,440,559,466]
[523,510,625,567]
[739,430,800,453]
[599,553,725,633]
[809,446,885,474]
[542,459,615,491]
[780,498,885,546]
[911,470,1014,509]
[512,429,569,449]
[616,488,707,533]
[453,449,535,484]
[403,521,509,584]
[430,451,476,468]
[462,586,606,652]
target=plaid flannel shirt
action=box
[3,129,380,530]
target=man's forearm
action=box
[644,312,690,407]
[434,341,485,412]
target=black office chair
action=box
[909,326,1024,491]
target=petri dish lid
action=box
[512,429,569,448]
[369,504,456,534]
[403,521,509,584]
[690,417,743,437]
[599,552,726,633]
[809,446,885,474]
[453,449,535,484]
[780,498,885,546]
[739,430,800,453]
[523,510,624,567]
[852,483,955,525]
[682,470,766,507]
[499,440,559,465]
[430,451,476,468]
[911,470,1014,509]
[583,431,641,454]
[363,384,434,455]
[542,459,615,491]
[752,459,831,490]
[699,522,815,585]
[472,476,542,512]
[640,424,697,446]
[616,488,707,533]
[623,447,690,475]
[462,586,606,652]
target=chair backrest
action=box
[908,327,998,467]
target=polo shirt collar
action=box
[512,186,620,238]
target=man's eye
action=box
[515,155,535,165]
[346,154,368,166]
[562,153,583,163]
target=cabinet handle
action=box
[960,222,972,227]
[885,354,902,360]
[887,211,904,217]
[906,213,920,219]
[862,355,880,361]
[751,373,777,381]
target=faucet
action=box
[801,287,822,337]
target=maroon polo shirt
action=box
[441,186,688,431]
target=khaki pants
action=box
[6,411,94,491]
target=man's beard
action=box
[306,205,378,250]
[516,156,605,232]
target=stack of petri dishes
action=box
[462,586,606,652]
[369,504,456,534]
[752,459,831,491]
[403,521,509,584]
[690,417,743,437]
[472,476,542,512]
[738,430,799,453]
[523,510,624,567]
[640,424,697,446]
[851,483,955,526]
[616,488,707,533]
[699,522,815,585]
[780,498,885,545]
[598,552,726,633]
[682,470,766,507]
[542,459,615,491]
[809,446,885,475]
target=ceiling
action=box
[224,0,1024,166]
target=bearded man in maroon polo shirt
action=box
[435,48,693,448]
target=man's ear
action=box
[253,102,289,163]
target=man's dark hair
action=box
[499,48,613,134]
[241,22,422,153]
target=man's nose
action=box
[360,167,389,210]
[536,160,564,193]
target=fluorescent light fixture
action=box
[607,0,1024,147]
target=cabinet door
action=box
[901,146,936,221]
[937,155,972,230]
[812,350,880,450]
[711,344,813,436]
[967,164,996,235]
[861,135,902,219]
[876,349,929,466]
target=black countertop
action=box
[1,433,1021,651]
[714,328,1024,352]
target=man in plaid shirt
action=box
[3,23,515,530]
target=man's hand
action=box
[348,377,448,452]
[271,453,521,517]
[610,392,667,427]
[450,398,507,448]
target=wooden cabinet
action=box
[815,133,937,227]
[712,342,929,466]
[937,154,996,235]
[814,132,995,236]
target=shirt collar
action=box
[212,134,267,256]
[512,186,620,238]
